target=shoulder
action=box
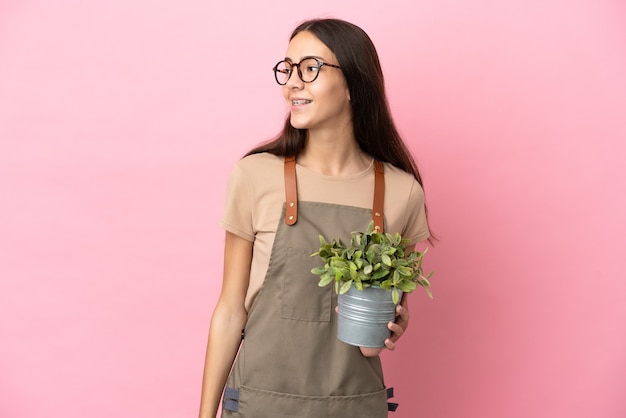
[381,162,429,242]
[227,153,285,198]
[229,153,284,186]
[235,152,283,173]
[382,162,424,196]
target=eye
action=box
[302,59,321,75]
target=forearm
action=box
[360,346,384,357]
[198,305,248,418]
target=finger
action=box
[399,292,409,309]
[388,321,405,342]
[384,338,396,350]
[393,309,409,336]
[396,305,408,321]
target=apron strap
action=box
[387,387,399,412]
[372,160,385,233]
[283,156,385,231]
[284,155,298,225]
[222,386,240,412]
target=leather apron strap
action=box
[284,156,385,232]
[372,160,385,232]
[284,155,298,225]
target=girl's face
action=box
[282,31,351,134]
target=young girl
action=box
[199,18,431,418]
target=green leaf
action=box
[311,266,326,275]
[330,259,348,269]
[318,273,333,287]
[372,270,389,280]
[381,253,392,266]
[397,266,413,277]
[339,280,353,294]
[398,281,417,292]
[392,288,400,304]
[319,235,327,246]
[385,247,397,256]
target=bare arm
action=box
[198,231,253,418]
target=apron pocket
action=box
[281,246,332,322]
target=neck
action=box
[298,128,371,176]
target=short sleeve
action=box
[403,180,430,244]
[220,163,255,242]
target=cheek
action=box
[329,86,351,109]
[312,82,348,104]
[282,85,290,101]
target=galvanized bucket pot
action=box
[337,286,401,348]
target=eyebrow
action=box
[284,55,330,63]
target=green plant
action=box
[311,221,433,304]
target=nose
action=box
[285,64,304,89]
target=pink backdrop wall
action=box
[1,1,625,417]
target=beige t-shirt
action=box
[221,152,430,310]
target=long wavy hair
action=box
[247,18,432,234]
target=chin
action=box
[289,115,311,130]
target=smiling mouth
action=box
[292,99,312,105]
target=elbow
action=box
[212,301,248,330]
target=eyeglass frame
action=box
[272,56,342,85]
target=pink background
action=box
[1,1,625,417]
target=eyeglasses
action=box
[272,57,341,85]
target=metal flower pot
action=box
[337,286,401,348]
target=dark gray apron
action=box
[222,157,395,417]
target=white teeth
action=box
[292,100,311,105]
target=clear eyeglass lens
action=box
[275,61,292,85]
[299,58,321,82]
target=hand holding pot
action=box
[358,293,409,357]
